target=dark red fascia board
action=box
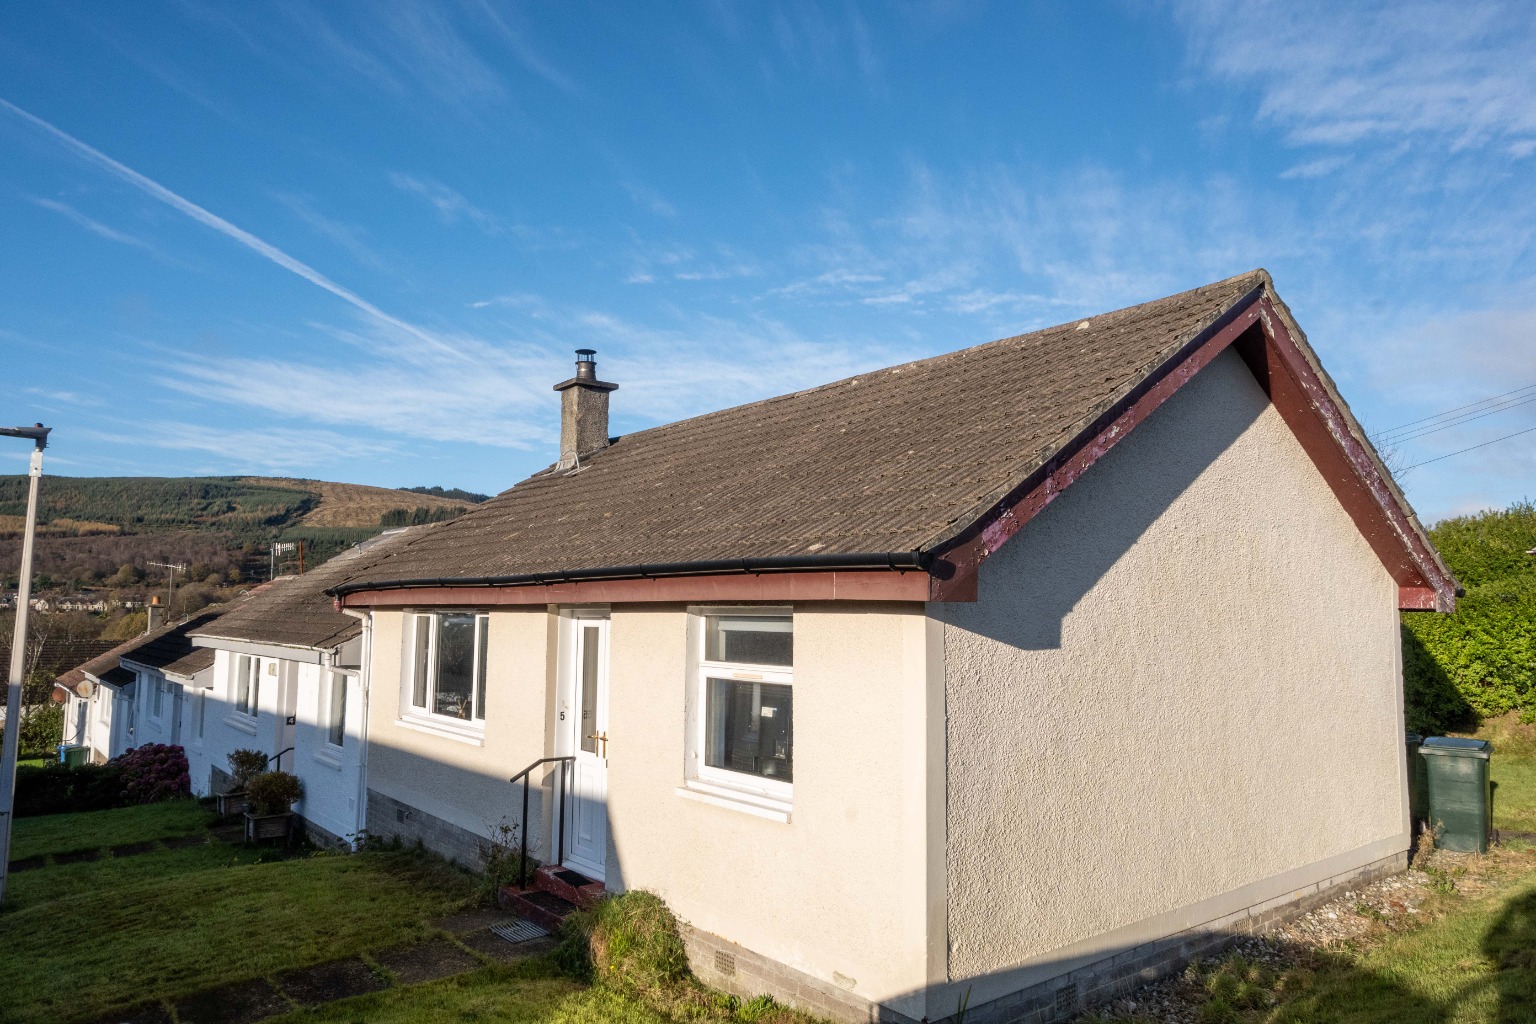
[332,554,932,609]
[928,288,1456,613]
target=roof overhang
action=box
[189,634,332,665]
[926,284,1458,612]
[120,656,215,687]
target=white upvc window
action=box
[324,670,350,749]
[194,689,207,742]
[98,689,110,723]
[687,609,794,809]
[404,612,489,727]
[150,675,165,721]
[234,655,261,718]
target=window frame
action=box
[687,607,794,808]
[402,610,490,731]
[324,670,352,750]
[194,688,207,743]
[233,654,261,719]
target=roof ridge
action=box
[592,269,1271,453]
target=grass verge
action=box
[0,830,476,1024]
[8,797,213,861]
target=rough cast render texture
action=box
[940,349,1407,984]
[596,603,941,1019]
[363,608,553,863]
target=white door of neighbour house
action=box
[561,613,609,881]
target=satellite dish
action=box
[75,680,94,699]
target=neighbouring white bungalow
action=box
[54,613,220,762]
[314,271,1456,1023]
[183,528,422,847]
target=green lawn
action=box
[0,805,477,1024]
[1494,757,1536,835]
[9,798,213,861]
[265,960,672,1024]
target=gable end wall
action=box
[938,347,1407,993]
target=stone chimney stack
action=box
[553,349,618,469]
[146,595,163,634]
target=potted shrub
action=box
[243,770,303,842]
[217,748,268,817]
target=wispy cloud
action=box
[281,1,506,109]
[622,182,677,217]
[1170,0,1536,151]
[275,192,396,275]
[159,317,558,450]
[469,0,579,94]
[389,172,504,234]
[0,97,459,358]
[30,197,158,252]
[86,420,400,471]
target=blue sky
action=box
[1,2,1532,522]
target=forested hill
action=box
[0,476,481,592]
[0,475,476,538]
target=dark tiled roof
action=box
[118,612,223,679]
[98,666,136,688]
[54,614,219,692]
[190,528,422,650]
[332,271,1269,588]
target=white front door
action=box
[561,614,609,881]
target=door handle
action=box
[585,731,608,757]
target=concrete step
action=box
[498,885,580,933]
[532,864,605,909]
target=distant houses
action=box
[51,271,1457,1024]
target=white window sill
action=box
[675,780,792,823]
[223,715,259,736]
[394,715,485,746]
[313,749,344,770]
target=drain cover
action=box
[491,920,549,944]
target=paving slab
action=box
[372,938,482,984]
[275,957,389,1007]
[88,1001,172,1024]
[174,978,290,1024]
[109,840,161,858]
[163,833,210,849]
[433,907,520,934]
[459,929,557,964]
[52,847,102,865]
[7,855,45,873]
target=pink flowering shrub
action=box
[112,743,192,804]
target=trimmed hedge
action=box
[1404,501,1536,731]
[14,762,123,817]
[14,744,190,817]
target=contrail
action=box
[0,97,459,357]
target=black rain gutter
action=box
[326,550,932,598]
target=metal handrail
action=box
[267,747,295,771]
[509,756,575,888]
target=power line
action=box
[1402,423,1536,471]
[1380,392,1536,445]
[1376,381,1536,438]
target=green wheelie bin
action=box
[1419,736,1493,853]
[1405,732,1428,833]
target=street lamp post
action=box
[0,423,51,907]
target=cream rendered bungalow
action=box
[325,270,1456,1024]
